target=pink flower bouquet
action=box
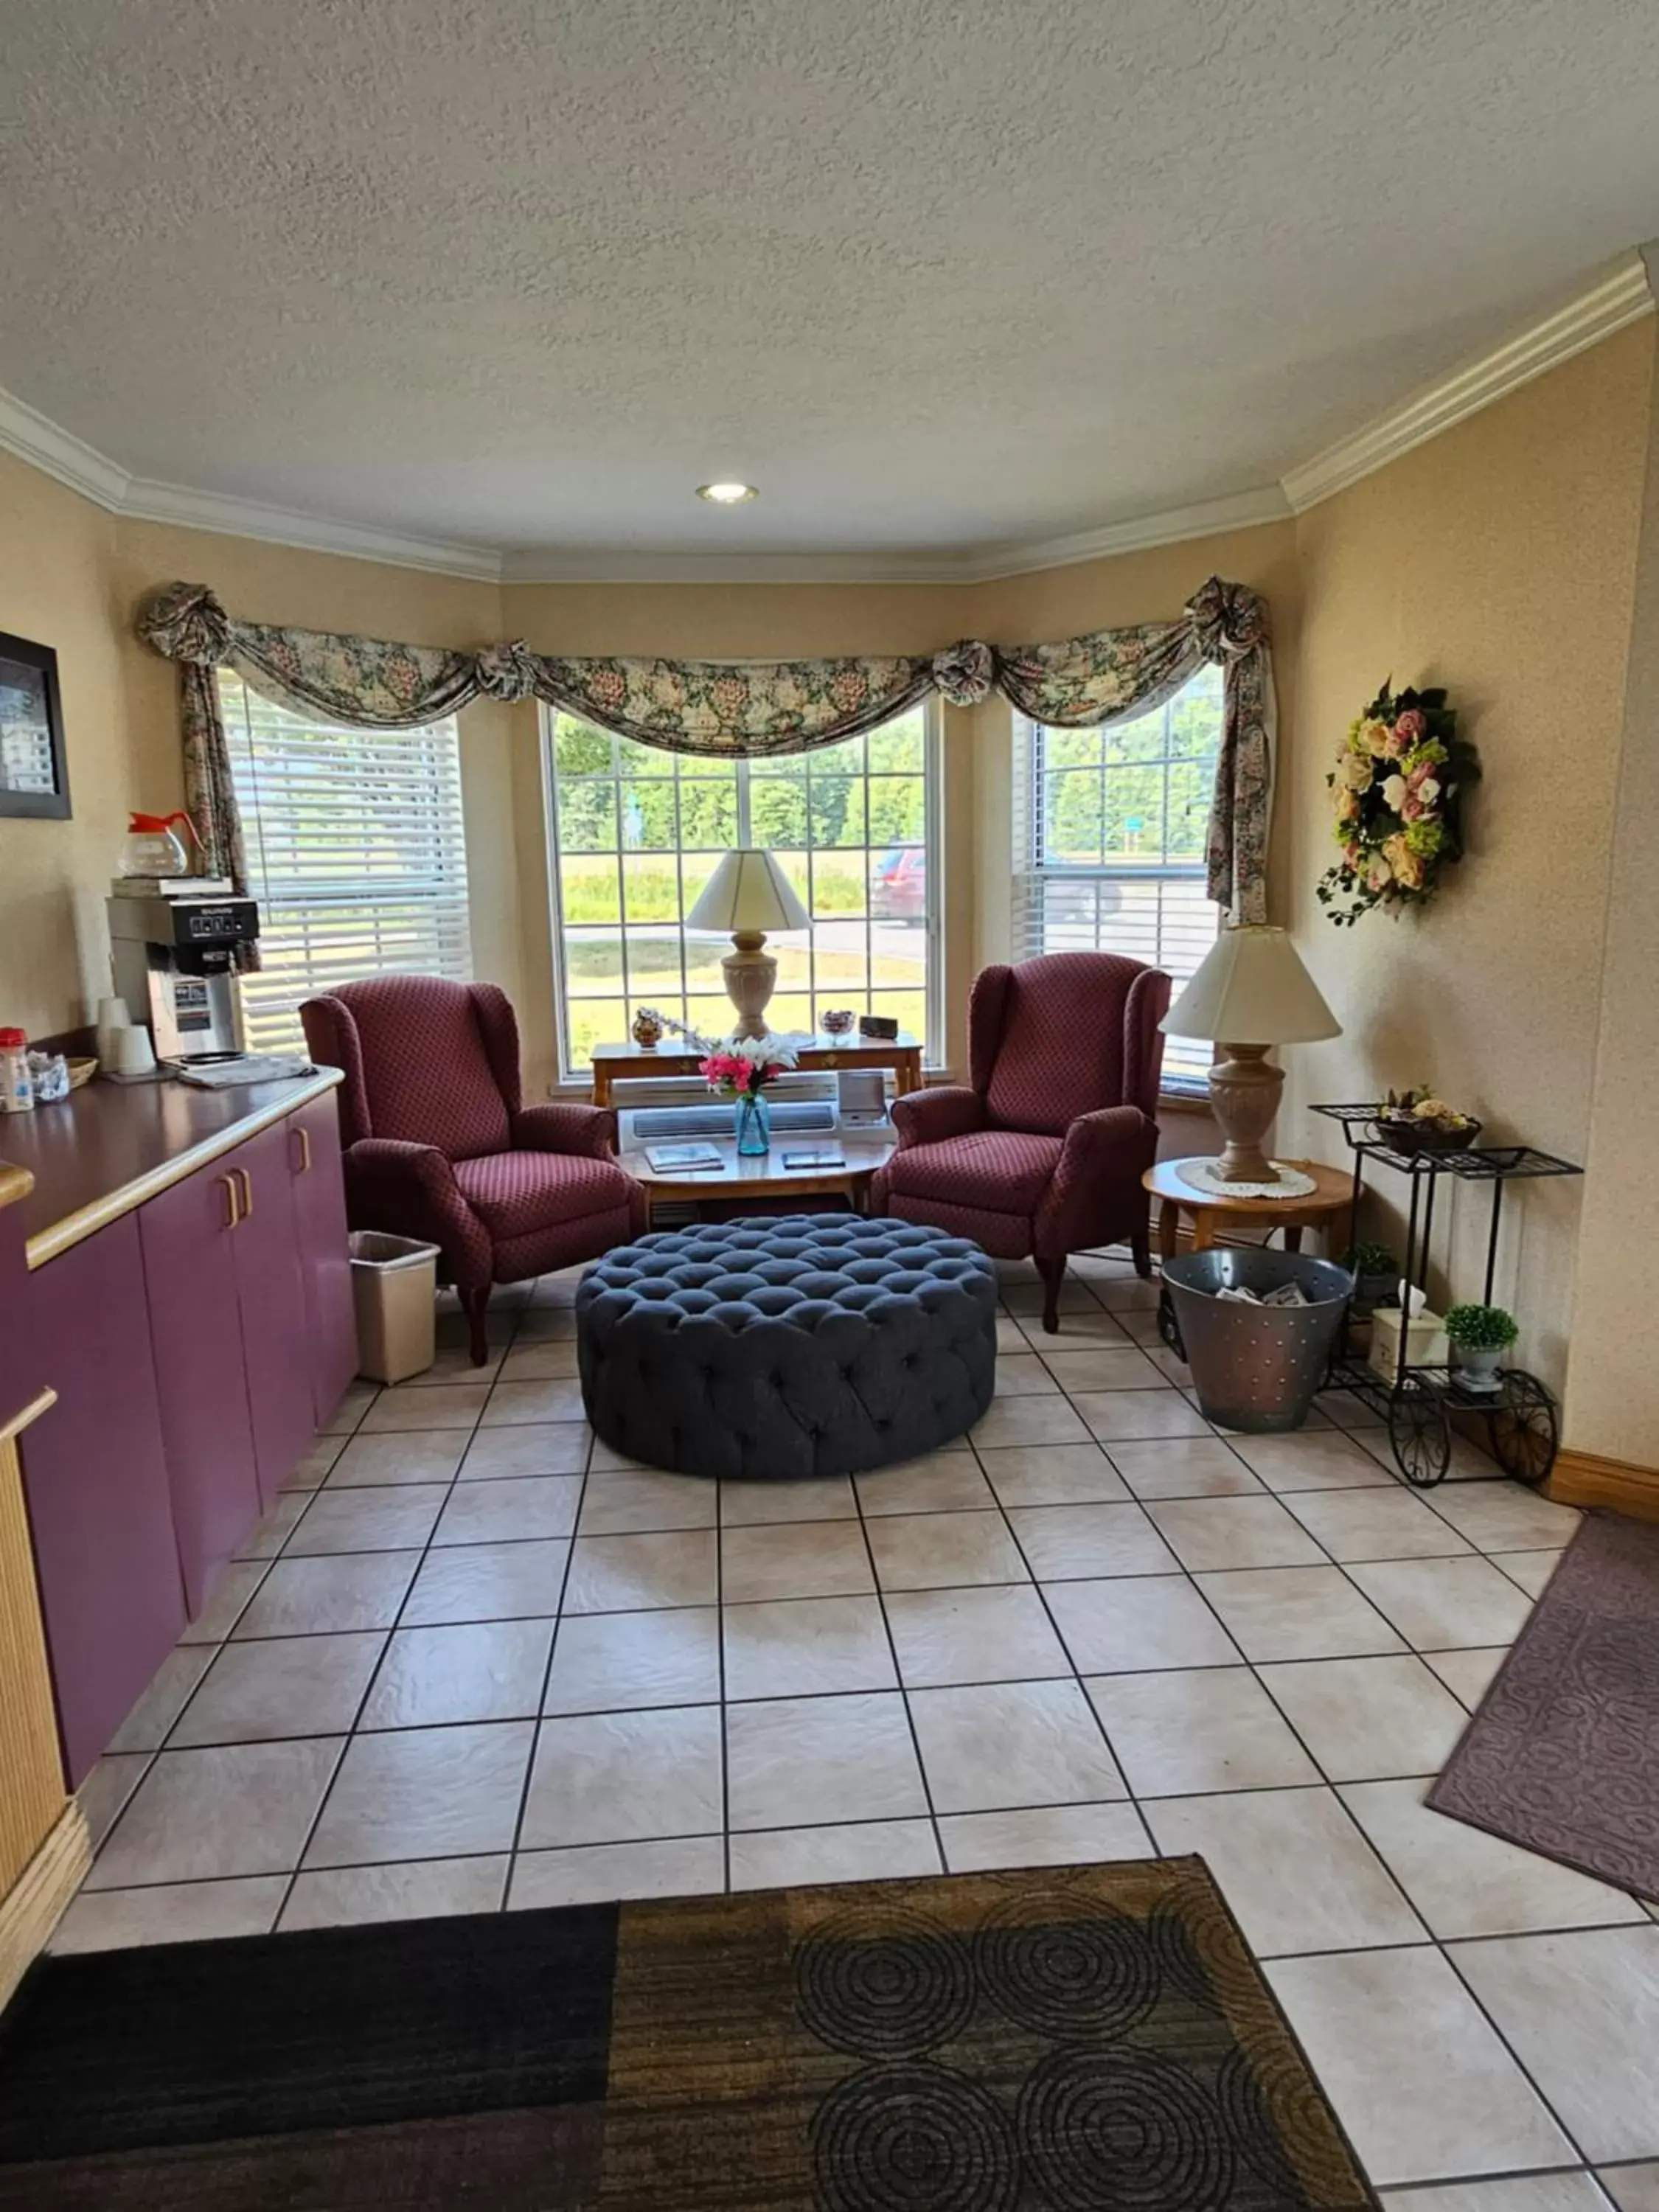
[698,1032,799,1100]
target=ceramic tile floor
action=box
[53,1249,1659,2203]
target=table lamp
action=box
[1161,925,1340,1182]
[687,847,810,1038]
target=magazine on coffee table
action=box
[644,1142,725,1172]
[781,1148,847,1170]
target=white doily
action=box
[1174,1156,1318,1200]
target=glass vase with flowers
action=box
[698,1034,799,1155]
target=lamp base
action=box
[1208,1043,1285,1182]
[722,931,776,1040]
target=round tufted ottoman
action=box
[575,1214,998,1479]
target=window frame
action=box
[218,672,473,1054]
[1014,674,1224,1096]
[541,698,944,1083]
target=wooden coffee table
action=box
[623,1132,897,1215]
[1143,1156,1354,1261]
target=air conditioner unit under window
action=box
[613,1068,888,1149]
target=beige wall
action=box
[1279,320,1656,1414]
[0,454,136,1038]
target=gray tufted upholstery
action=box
[576,1214,998,1479]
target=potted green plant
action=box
[1342,1242,1399,1310]
[1444,1303,1517,1395]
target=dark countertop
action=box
[1,1068,343,1268]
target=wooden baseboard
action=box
[1548,1447,1659,1520]
[0,1802,89,2011]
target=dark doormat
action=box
[1430,1509,1659,1901]
[0,1856,1377,2208]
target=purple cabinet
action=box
[288,1091,358,1425]
[18,1215,187,1787]
[228,1121,316,1510]
[15,1079,353,1780]
[139,1161,262,1618]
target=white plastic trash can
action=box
[349,1231,440,1383]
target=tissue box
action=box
[1368,1304,1447,1381]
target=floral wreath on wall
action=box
[1317,681,1481,925]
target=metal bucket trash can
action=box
[349,1231,441,1384]
[1163,1248,1353,1433]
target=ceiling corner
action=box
[1281,254,1657,515]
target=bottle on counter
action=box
[0,1029,34,1114]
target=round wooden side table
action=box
[1143,1156,1354,1262]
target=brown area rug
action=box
[0,1856,1377,2208]
[1430,1509,1659,1901]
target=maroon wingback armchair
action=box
[301,977,645,1362]
[870,953,1170,1331]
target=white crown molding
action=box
[119,476,503,582]
[0,383,131,509]
[498,486,1293,587]
[1282,252,1657,514]
[498,546,970,585]
[1,252,1652,585]
[0,380,504,580]
[953,486,1293,583]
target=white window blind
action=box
[1012,667,1224,1088]
[219,672,472,1053]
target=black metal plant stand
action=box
[1309,1105,1582,1488]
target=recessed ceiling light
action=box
[697,480,759,504]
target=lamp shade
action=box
[1161,925,1341,1046]
[686,847,810,934]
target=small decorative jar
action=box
[734,1093,771,1155]
[0,1029,33,1116]
[631,1009,664,1049]
[821,1008,855,1035]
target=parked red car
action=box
[872,846,926,917]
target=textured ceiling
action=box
[4,0,1658,562]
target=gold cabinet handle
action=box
[234,1167,254,1220]
[216,1172,241,1229]
[293,1123,312,1175]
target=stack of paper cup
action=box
[114,1027,157,1078]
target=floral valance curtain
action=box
[477,639,996,755]
[138,574,1270,922]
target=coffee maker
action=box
[107,883,261,1061]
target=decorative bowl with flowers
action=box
[1371,1088,1481,1156]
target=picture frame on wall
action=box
[0,630,70,819]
